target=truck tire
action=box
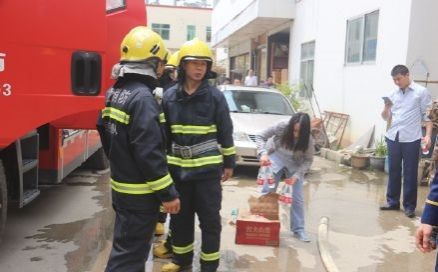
[0,160,7,241]
[84,147,109,170]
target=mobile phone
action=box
[431,226,437,250]
[382,97,392,104]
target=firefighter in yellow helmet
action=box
[154,50,180,251]
[161,38,236,272]
[158,50,180,92]
[96,26,180,272]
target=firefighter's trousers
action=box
[171,178,222,272]
[105,200,159,272]
[158,209,173,250]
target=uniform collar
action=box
[177,80,209,99]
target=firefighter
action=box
[161,38,236,272]
[154,50,181,257]
[158,50,179,92]
[96,26,180,272]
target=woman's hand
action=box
[259,153,270,166]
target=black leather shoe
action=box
[380,204,400,211]
[405,210,415,218]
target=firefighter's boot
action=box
[162,262,190,272]
[155,222,165,236]
[154,240,172,259]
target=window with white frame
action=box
[300,41,315,96]
[345,10,379,64]
[151,23,170,40]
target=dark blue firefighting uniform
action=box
[421,171,438,272]
[162,81,236,271]
[97,74,179,272]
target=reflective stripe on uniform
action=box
[167,155,223,168]
[426,199,438,206]
[102,107,130,124]
[148,173,173,191]
[170,124,217,134]
[172,243,194,255]
[160,205,165,212]
[159,113,166,123]
[200,251,220,261]
[111,173,172,194]
[222,146,236,156]
[111,179,154,194]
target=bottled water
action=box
[256,163,275,189]
[279,178,293,205]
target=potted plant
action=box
[351,146,369,169]
[370,136,387,171]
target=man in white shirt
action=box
[244,69,258,86]
[380,64,432,218]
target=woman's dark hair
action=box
[280,112,311,152]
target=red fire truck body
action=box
[0,0,147,238]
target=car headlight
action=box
[233,131,249,141]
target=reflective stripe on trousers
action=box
[170,178,222,271]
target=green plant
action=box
[276,82,302,111]
[374,136,388,157]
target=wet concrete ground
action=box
[0,157,436,272]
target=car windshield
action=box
[223,90,294,115]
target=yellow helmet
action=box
[120,26,168,62]
[178,38,212,64]
[165,51,179,69]
[164,49,172,63]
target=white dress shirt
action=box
[385,81,431,143]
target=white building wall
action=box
[406,0,438,100]
[211,0,294,47]
[290,0,413,145]
[147,5,212,51]
[212,0,254,35]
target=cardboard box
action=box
[235,193,280,246]
[248,193,279,220]
[235,212,280,246]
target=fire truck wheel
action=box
[0,160,7,241]
[84,148,109,170]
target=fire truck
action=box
[0,0,147,239]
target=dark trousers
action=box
[436,254,438,272]
[171,178,222,272]
[105,202,159,272]
[157,208,173,250]
[386,135,420,211]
